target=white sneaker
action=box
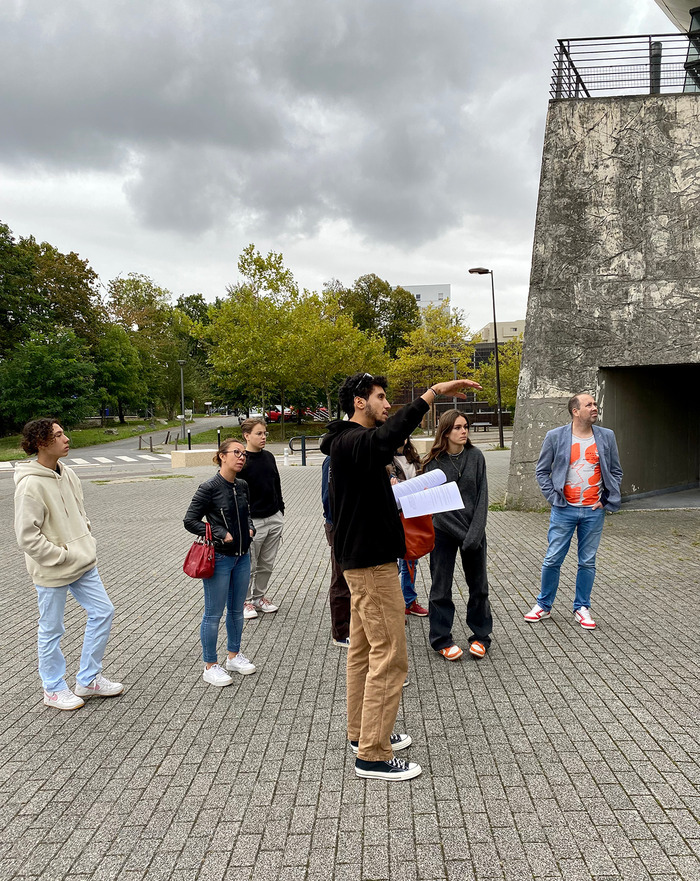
[524,604,551,622]
[574,607,596,629]
[225,653,256,675]
[43,688,84,710]
[202,664,233,686]
[243,603,258,620]
[255,597,278,613]
[75,673,124,698]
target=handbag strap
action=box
[205,521,212,542]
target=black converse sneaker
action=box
[349,732,412,754]
[355,756,422,781]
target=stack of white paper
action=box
[392,470,464,519]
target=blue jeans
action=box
[36,567,115,692]
[201,553,251,663]
[398,559,418,607]
[537,504,605,612]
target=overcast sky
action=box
[0,0,671,332]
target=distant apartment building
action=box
[474,320,525,344]
[402,284,450,309]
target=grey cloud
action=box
[0,0,665,246]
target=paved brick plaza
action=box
[1,452,699,881]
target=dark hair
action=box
[21,418,60,455]
[398,438,422,468]
[213,437,245,467]
[240,416,266,436]
[423,409,472,467]
[568,393,590,416]
[338,372,388,416]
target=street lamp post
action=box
[450,357,459,406]
[468,267,505,449]
[177,359,186,440]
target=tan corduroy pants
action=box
[343,562,408,761]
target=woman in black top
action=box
[184,438,257,687]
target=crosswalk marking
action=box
[94,457,113,463]
[116,456,138,462]
[1,452,171,472]
[71,458,89,464]
[138,454,164,460]
[0,462,13,470]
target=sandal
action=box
[469,640,486,659]
[437,645,463,661]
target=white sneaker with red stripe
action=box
[524,604,551,622]
[574,607,596,629]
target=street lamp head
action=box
[177,359,186,366]
[468,267,491,275]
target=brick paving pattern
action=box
[0,452,699,880]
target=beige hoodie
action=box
[14,460,97,588]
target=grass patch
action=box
[191,422,322,445]
[0,420,183,462]
[149,474,194,480]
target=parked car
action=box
[266,406,295,423]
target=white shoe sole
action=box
[355,764,422,781]
[43,698,84,710]
[203,675,233,687]
[524,613,551,622]
[243,612,258,620]
[225,666,256,675]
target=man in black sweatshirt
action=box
[319,372,480,781]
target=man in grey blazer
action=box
[524,393,623,630]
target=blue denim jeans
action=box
[398,559,418,608]
[36,567,115,692]
[201,552,251,663]
[537,504,606,612]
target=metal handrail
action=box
[551,32,700,98]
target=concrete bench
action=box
[171,448,217,468]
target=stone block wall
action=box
[507,94,700,509]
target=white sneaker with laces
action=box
[243,603,258,620]
[574,607,596,629]
[43,688,85,710]
[255,597,278,613]
[225,653,256,675]
[75,673,124,698]
[524,604,551,622]
[202,664,233,686]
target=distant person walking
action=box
[389,440,428,617]
[14,418,123,711]
[320,373,481,781]
[524,393,623,630]
[423,410,492,661]
[322,455,351,647]
[184,438,257,686]
[240,418,284,619]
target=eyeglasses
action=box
[224,449,247,458]
[354,372,374,395]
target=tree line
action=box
[0,221,521,435]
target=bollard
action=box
[187,429,191,450]
[283,448,289,467]
[150,436,153,453]
[217,428,221,449]
[138,436,142,450]
[301,435,307,466]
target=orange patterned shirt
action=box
[563,434,601,506]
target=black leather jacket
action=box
[184,473,255,556]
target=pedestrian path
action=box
[0,452,170,470]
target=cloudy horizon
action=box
[0,0,671,332]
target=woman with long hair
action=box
[184,438,257,686]
[423,410,492,661]
[389,439,429,617]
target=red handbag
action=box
[400,512,435,561]
[183,522,216,578]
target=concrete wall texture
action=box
[507,94,700,509]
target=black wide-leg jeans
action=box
[428,528,493,651]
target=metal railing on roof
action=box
[551,32,700,99]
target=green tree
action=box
[334,273,420,357]
[474,335,523,411]
[94,325,147,423]
[388,303,474,390]
[0,328,96,429]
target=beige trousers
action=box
[247,510,284,603]
[343,562,408,761]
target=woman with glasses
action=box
[184,438,257,686]
[240,417,285,619]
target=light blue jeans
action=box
[201,552,251,663]
[398,559,418,608]
[537,504,606,612]
[36,567,115,692]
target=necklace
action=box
[446,447,466,479]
